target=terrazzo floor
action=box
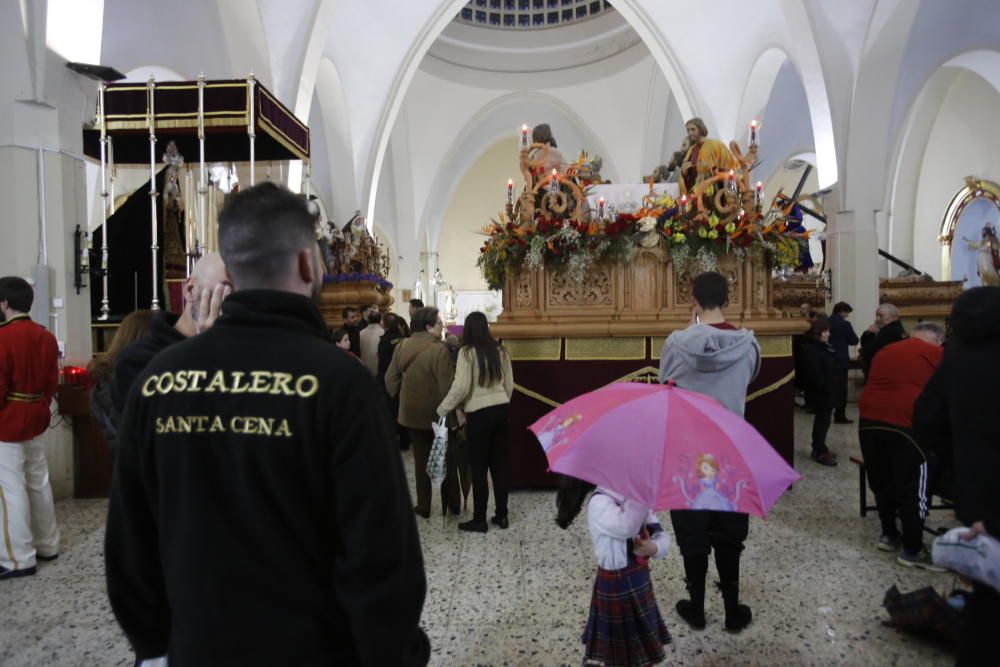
[1,407,961,666]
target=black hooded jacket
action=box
[913,287,1000,536]
[105,290,429,666]
[111,311,186,419]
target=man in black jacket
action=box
[913,287,1000,665]
[105,182,430,666]
[828,302,859,423]
[859,303,906,378]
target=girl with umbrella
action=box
[556,478,672,667]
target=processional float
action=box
[82,75,310,317]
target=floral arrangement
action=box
[323,272,393,291]
[477,181,809,291]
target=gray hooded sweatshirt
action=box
[657,323,761,416]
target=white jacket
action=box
[587,488,671,570]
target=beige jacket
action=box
[437,346,513,417]
[384,332,454,430]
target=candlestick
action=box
[549,169,559,194]
[521,124,530,150]
[727,170,736,193]
[749,120,759,147]
[755,181,763,206]
[506,178,514,204]
[597,196,605,220]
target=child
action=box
[556,476,672,667]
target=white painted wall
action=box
[912,71,1000,279]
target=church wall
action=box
[437,138,519,293]
[913,71,1000,279]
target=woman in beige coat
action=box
[385,307,460,518]
[437,312,514,533]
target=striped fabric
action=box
[582,561,671,667]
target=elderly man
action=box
[858,322,945,569]
[859,303,907,378]
[111,252,229,421]
[0,277,60,582]
[105,182,429,665]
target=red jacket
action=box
[0,314,59,441]
[859,337,942,428]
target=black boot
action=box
[675,554,708,629]
[715,546,752,632]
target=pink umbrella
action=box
[529,382,799,517]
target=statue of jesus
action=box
[679,117,737,196]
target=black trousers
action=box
[671,511,749,593]
[809,394,832,455]
[832,369,849,420]
[858,421,928,554]
[408,428,459,515]
[465,404,510,521]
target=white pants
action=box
[0,436,60,571]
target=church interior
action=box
[2,0,999,664]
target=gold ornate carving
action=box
[516,272,534,308]
[604,366,661,385]
[758,335,793,358]
[878,279,963,307]
[772,279,826,310]
[565,337,646,361]
[548,267,613,307]
[505,338,561,361]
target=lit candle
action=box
[749,120,759,147]
[597,196,606,219]
[521,124,530,150]
[507,178,514,204]
[549,169,559,193]
[727,170,736,193]
[755,181,764,206]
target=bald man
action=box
[859,303,907,378]
[111,253,230,422]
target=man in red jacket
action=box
[858,321,944,570]
[0,277,60,581]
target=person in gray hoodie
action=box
[658,271,761,633]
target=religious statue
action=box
[527,123,566,176]
[966,222,1000,286]
[679,117,737,196]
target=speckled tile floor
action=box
[0,407,961,666]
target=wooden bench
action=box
[848,455,955,534]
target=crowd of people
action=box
[0,182,996,665]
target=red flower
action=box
[714,237,725,246]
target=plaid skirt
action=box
[582,562,671,667]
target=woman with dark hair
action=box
[798,318,838,466]
[378,313,410,451]
[437,311,514,533]
[386,306,460,518]
[87,309,154,457]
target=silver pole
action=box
[147,75,160,311]
[102,138,115,318]
[305,160,311,198]
[247,73,256,185]
[98,82,110,319]
[197,73,207,257]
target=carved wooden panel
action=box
[629,251,661,312]
[547,266,613,307]
[516,272,534,309]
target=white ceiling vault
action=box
[11,0,1000,289]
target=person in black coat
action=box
[859,303,906,378]
[913,286,1000,665]
[378,313,410,451]
[105,183,429,666]
[798,318,838,465]
[828,302,859,423]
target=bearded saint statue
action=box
[678,117,737,196]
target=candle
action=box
[549,169,559,193]
[597,196,605,219]
[755,181,764,206]
[506,178,514,204]
[727,170,736,193]
[749,120,759,147]
[521,124,530,150]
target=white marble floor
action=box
[1,407,960,666]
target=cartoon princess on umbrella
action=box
[674,454,746,511]
[535,413,583,452]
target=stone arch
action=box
[734,47,789,141]
[363,0,700,231]
[311,56,358,226]
[419,91,617,254]
[887,52,1000,277]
